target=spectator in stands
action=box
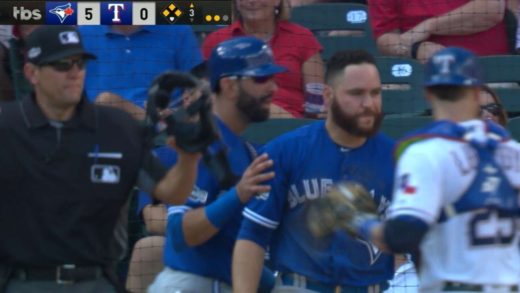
[480,85,508,126]
[79,25,202,120]
[368,0,510,62]
[1,25,40,101]
[202,0,325,118]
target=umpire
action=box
[0,26,199,292]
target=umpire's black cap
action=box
[25,25,96,65]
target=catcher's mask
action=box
[146,71,239,189]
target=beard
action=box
[236,85,271,123]
[330,97,383,137]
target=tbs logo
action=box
[13,6,42,20]
[101,2,132,25]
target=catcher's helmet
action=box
[208,36,286,91]
[424,47,483,87]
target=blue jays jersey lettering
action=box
[160,117,254,284]
[389,120,520,292]
[239,121,396,286]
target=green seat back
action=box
[381,115,432,139]
[376,57,429,115]
[243,118,315,145]
[507,117,520,140]
[290,3,378,60]
[479,56,520,114]
[191,25,226,44]
[245,116,433,143]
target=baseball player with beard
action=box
[147,36,286,293]
[232,50,396,293]
[344,47,520,292]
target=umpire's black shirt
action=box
[0,95,165,267]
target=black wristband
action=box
[411,41,424,59]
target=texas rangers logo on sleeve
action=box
[399,174,417,195]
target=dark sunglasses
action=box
[249,75,274,84]
[480,103,502,117]
[231,75,274,84]
[42,58,87,72]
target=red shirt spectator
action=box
[202,20,322,118]
[369,0,509,61]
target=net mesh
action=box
[1,0,518,292]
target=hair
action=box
[324,50,376,86]
[481,84,508,126]
[425,85,470,102]
[190,61,208,80]
[233,0,291,22]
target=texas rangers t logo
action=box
[108,3,124,22]
[101,2,132,25]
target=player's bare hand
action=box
[236,153,275,203]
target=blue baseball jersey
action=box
[145,118,254,284]
[238,121,396,286]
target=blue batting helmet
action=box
[424,47,483,87]
[208,36,287,91]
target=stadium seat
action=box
[381,115,432,139]
[479,55,520,115]
[243,118,315,145]
[290,3,378,60]
[376,57,429,115]
[244,115,433,144]
[191,25,226,44]
[507,117,520,140]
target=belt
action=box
[281,273,388,293]
[11,264,104,284]
[443,282,519,292]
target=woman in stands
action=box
[202,0,325,118]
[479,85,508,126]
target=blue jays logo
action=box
[49,2,74,23]
[357,238,382,265]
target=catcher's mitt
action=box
[306,182,378,238]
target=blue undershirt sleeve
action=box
[383,215,429,253]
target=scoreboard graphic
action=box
[0,1,231,25]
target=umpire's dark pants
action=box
[5,278,117,293]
